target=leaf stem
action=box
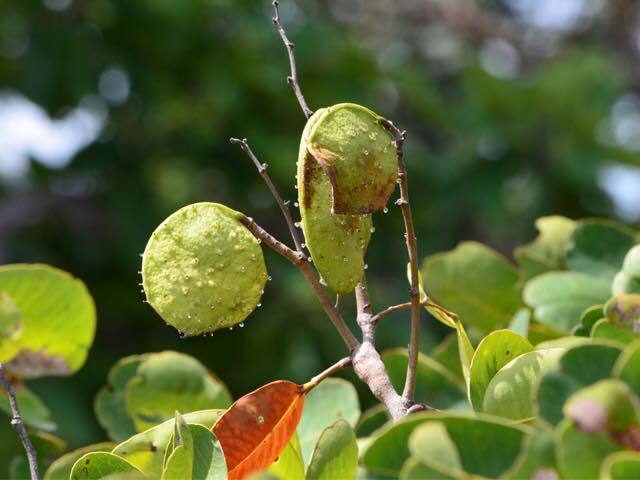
[230,137,304,253]
[372,299,457,326]
[380,120,422,403]
[0,363,39,480]
[272,0,313,119]
[303,357,352,393]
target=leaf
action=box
[556,419,618,479]
[505,430,557,480]
[0,292,21,340]
[573,304,604,337]
[407,422,462,477]
[508,308,530,338]
[0,264,96,378]
[112,409,224,477]
[601,451,640,480]
[95,355,147,442]
[523,271,611,332]
[591,318,637,344]
[355,405,390,438]
[298,110,372,294]
[431,334,464,381]
[537,341,623,424]
[70,452,145,479]
[514,216,575,280]
[411,267,473,385]
[307,420,358,480]
[0,382,56,431]
[124,351,232,431]
[382,349,465,410]
[142,202,268,336]
[421,242,522,333]
[468,330,533,411]
[565,220,638,281]
[163,422,227,480]
[361,412,529,478]
[44,443,115,480]
[614,339,640,396]
[483,348,565,421]
[264,433,305,480]
[613,245,640,295]
[305,103,397,214]
[399,457,454,480]
[212,380,305,480]
[162,412,193,479]
[297,378,360,467]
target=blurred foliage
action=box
[0,0,639,468]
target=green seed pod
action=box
[298,109,373,294]
[142,202,267,336]
[613,245,640,295]
[604,293,640,329]
[306,103,397,214]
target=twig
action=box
[230,138,304,252]
[380,120,421,403]
[303,357,351,392]
[372,299,455,325]
[0,364,39,480]
[240,216,359,350]
[272,0,313,118]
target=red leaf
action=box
[212,380,305,479]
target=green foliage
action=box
[142,202,268,336]
[0,264,96,377]
[306,420,358,480]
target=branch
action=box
[240,216,359,350]
[371,299,455,325]
[380,119,421,403]
[0,364,39,480]
[272,0,313,118]
[303,356,351,392]
[230,138,304,252]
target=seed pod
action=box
[306,103,397,214]
[298,110,372,294]
[142,202,267,336]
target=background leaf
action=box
[306,419,358,480]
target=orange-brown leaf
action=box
[212,380,305,479]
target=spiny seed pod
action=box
[298,110,373,294]
[142,202,267,336]
[306,103,397,214]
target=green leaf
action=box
[556,419,618,479]
[566,220,638,281]
[431,334,464,381]
[614,339,640,396]
[399,457,455,480]
[142,202,268,336]
[361,412,529,478]
[0,292,21,340]
[44,443,115,480]
[508,308,530,338]
[0,264,96,378]
[514,216,575,280]
[483,348,565,421]
[297,110,372,294]
[297,378,360,467]
[70,452,145,479]
[537,341,623,424]
[124,351,232,431]
[421,242,522,333]
[468,330,532,410]
[0,382,56,431]
[505,430,557,480]
[307,419,358,480]
[601,451,640,480]
[382,348,465,410]
[111,409,224,477]
[355,405,390,438]
[305,103,397,214]
[591,318,637,344]
[265,433,304,480]
[95,355,146,442]
[407,422,462,477]
[613,245,640,295]
[523,271,611,332]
